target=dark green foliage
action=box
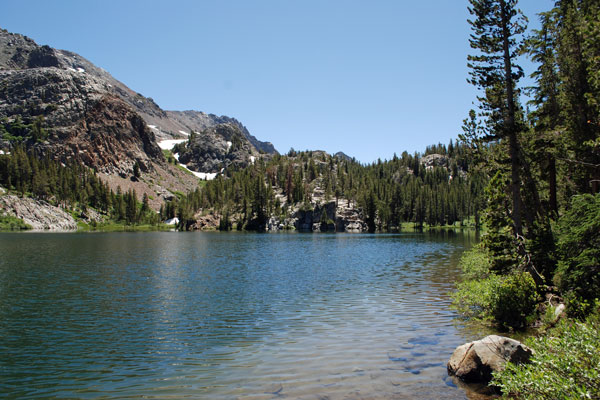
[133,162,141,179]
[0,115,48,143]
[482,170,520,273]
[0,146,111,207]
[457,0,600,392]
[490,271,538,330]
[467,0,528,236]
[554,193,600,317]
[463,0,600,287]
[526,1,600,205]
[219,209,232,231]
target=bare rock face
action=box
[167,110,277,154]
[447,335,533,383]
[0,194,77,231]
[420,154,449,169]
[178,123,260,173]
[0,68,163,175]
[189,214,220,230]
[289,200,366,232]
[60,94,163,175]
[294,202,337,232]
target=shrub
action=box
[0,214,32,230]
[452,247,538,329]
[492,307,600,399]
[490,271,538,330]
[452,273,503,320]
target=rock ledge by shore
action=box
[0,194,78,231]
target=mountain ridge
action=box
[0,28,276,150]
[0,26,277,207]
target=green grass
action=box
[77,221,175,232]
[161,151,213,186]
[0,214,32,231]
[399,220,481,231]
[162,149,177,165]
[175,164,197,177]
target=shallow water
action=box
[0,231,483,399]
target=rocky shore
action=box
[0,194,77,231]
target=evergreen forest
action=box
[0,146,160,227]
[162,143,486,232]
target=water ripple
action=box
[0,231,478,399]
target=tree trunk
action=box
[548,155,558,216]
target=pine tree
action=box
[467,0,527,235]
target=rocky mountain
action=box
[0,27,277,207]
[166,110,276,154]
[0,28,277,150]
[0,67,161,175]
[178,123,262,173]
[334,151,353,161]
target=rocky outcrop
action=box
[335,203,367,232]
[189,214,220,230]
[334,151,353,161]
[262,200,366,233]
[294,202,337,232]
[0,194,77,230]
[177,123,261,173]
[0,68,163,175]
[167,110,276,154]
[448,335,533,383]
[420,154,449,169]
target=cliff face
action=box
[0,68,163,175]
[177,123,262,173]
[167,110,276,154]
[0,194,78,231]
[0,28,277,148]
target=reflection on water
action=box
[0,231,481,399]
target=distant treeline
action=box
[163,141,486,231]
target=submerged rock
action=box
[447,335,533,383]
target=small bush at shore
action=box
[452,246,538,330]
[0,214,31,230]
[492,308,600,399]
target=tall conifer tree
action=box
[467,0,527,235]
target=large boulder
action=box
[447,335,533,383]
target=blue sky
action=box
[1,0,554,163]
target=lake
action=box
[0,231,485,399]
